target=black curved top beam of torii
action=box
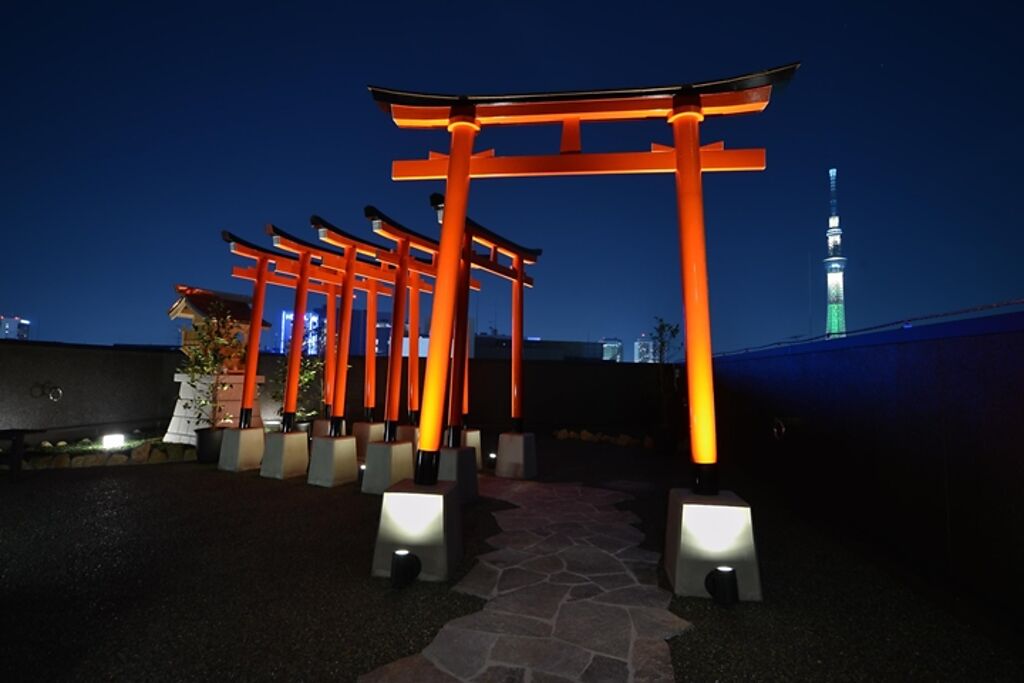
[428,193,542,264]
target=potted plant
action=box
[270,354,324,435]
[180,303,247,462]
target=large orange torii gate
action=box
[427,193,541,439]
[224,230,394,434]
[369,63,798,490]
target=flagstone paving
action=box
[360,478,691,682]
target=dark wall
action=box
[712,312,1024,613]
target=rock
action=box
[486,582,570,620]
[591,573,636,590]
[107,454,129,466]
[130,442,152,463]
[567,584,604,602]
[558,546,628,576]
[582,655,630,683]
[183,447,197,461]
[31,456,54,470]
[52,454,70,468]
[593,585,672,609]
[553,600,632,658]
[358,654,460,683]
[497,567,546,594]
[447,610,551,638]
[553,429,569,440]
[567,431,578,439]
[529,533,575,555]
[624,561,660,586]
[40,441,53,449]
[165,443,185,461]
[487,530,545,551]
[94,454,110,466]
[471,666,526,682]
[78,438,92,444]
[630,638,675,682]
[628,607,692,640]
[148,449,168,464]
[489,635,590,679]
[56,441,68,447]
[548,571,590,585]
[424,626,496,679]
[616,547,661,564]
[478,548,534,569]
[455,562,500,599]
[585,534,634,554]
[71,455,95,468]
[519,554,563,575]
[579,430,596,442]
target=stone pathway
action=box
[360,478,690,682]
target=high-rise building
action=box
[279,308,323,354]
[600,337,623,362]
[0,315,31,340]
[824,168,847,337]
[633,333,655,363]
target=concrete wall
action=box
[712,311,1024,612]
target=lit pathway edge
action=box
[360,478,691,682]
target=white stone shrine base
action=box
[371,480,461,582]
[495,433,537,479]
[439,447,478,503]
[218,428,265,472]
[260,432,309,480]
[360,478,689,682]
[460,429,481,470]
[361,441,414,495]
[353,422,386,461]
[307,436,358,487]
[396,425,419,449]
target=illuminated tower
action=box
[824,168,847,337]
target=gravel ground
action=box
[2,438,1022,682]
[0,463,508,682]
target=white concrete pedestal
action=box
[260,432,309,480]
[218,427,265,472]
[439,447,478,503]
[361,441,415,494]
[396,425,419,450]
[307,436,358,487]
[372,480,461,582]
[461,429,482,471]
[664,488,762,600]
[311,419,333,438]
[496,432,537,479]
[353,422,386,461]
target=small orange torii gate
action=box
[369,63,798,490]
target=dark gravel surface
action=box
[0,463,508,682]
[534,436,1024,682]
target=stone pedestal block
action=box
[461,429,482,470]
[307,436,358,487]
[260,432,309,480]
[218,427,265,472]
[439,447,478,503]
[352,422,386,461]
[496,432,537,479]
[311,419,332,438]
[362,441,415,495]
[664,488,762,601]
[396,425,419,450]
[372,480,461,582]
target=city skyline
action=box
[2,3,1021,354]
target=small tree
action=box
[651,316,683,449]
[179,303,246,428]
[652,317,681,364]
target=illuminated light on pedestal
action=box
[362,441,415,495]
[218,427,265,472]
[372,480,461,581]
[260,432,309,480]
[391,549,422,588]
[102,434,125,449]
[495,432,536,479]
[307,436,357,487]
[664,489,762,600]
[704,565,739,606]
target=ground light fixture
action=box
[102,434,125,449]
[358,463,366,484]
[705,566,739,605]
[391,549,421,588]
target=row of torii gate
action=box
[218,63,797,597]
[222,196,540,478]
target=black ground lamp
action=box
[705,566,739,605]
[391,549,422,588]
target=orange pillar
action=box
[329,252,356,436]
[363,280,378,421]
[446,234,472,446]
[416,113,478,484]
[511,254,524,432]
[282,251,312,432]
[239,255,268,429]
[384,239,410,440]
[322,283,337,416]
[407,273,421,424]
[462,331,470,418]
[670,100,718,494]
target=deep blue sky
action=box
[2,2,1021,356]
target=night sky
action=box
[3,2,1021,356]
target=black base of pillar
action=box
[282,412,296,433]
[693,463,719,495]
[414,450,440,485]
[443,425,462,449]
[322,403,332,419]
[239,408,253,430]
[409,410,420,426]
[364,407,375,422]
[384,420,399,442]
[328,416,346,437]
[511,417,524,433]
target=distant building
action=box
[825,167,848,338]
[0,315,30,340]
[475,334,602,362]
[634,333,655,363]
[600,338,623,362]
